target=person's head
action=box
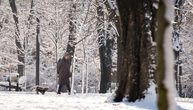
[63,52,71,60]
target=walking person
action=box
[57,52,72,94]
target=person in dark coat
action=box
[57,52,72,94]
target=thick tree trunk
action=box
[9,0,25,77]
[115,0,152,102]
[115,0,136,102]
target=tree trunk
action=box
[70,51,76,94]
[104,0,121,83]
[157,1,168,109]
[114,0,152,102]
[173,0,183,97]
[139,0,158,97]
[66,1,77,93]
[66,1,77,59]
[157,0,175,110]
[36,18,40,85]
[150,0,159,42]
[96,0,112,93]
[9,0,25,77]
[28,0,40,86]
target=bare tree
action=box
[9,0,25,77]
[173,0,183,97]
[66,0,77,58]
[96,0,112,93]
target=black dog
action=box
[32,86,49,95]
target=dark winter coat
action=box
[57,58,72,85]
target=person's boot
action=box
[57,91,61,94]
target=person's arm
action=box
[57,59,62,75]
[68,61,72,78]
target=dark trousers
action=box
[57,84,71,94]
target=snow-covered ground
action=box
[0,92,192,110]
[176,98,193,110]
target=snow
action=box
[0,91,192,110]
[176,98,193,110]
[0,92,137,110]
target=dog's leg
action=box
[41,90,45,95]
[36,88,39,94]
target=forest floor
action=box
[0,91,192,110]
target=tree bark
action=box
[9,0,25,77]
[157,0,169,110]
[173,0,183,97]
[28,0,40,86]
[65,0,77,93]
[114,0,152,102]
[96,0,112,93]
[104,0,120,84]
[36,17,40,85]
[150,0,159,42]
[66,1,77,59]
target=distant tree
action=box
[96,0,112,93]
[173,0,183,97]
[36,17,40,86]
[66,0,77,59]
[27,0,40,86]
[63,0,77,93]
[9,0,25,77]
[104,0,120,84]
[179,0,193,98]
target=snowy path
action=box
[176,98,193,110]
[0,92,150,110]
[0,92,192,110]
